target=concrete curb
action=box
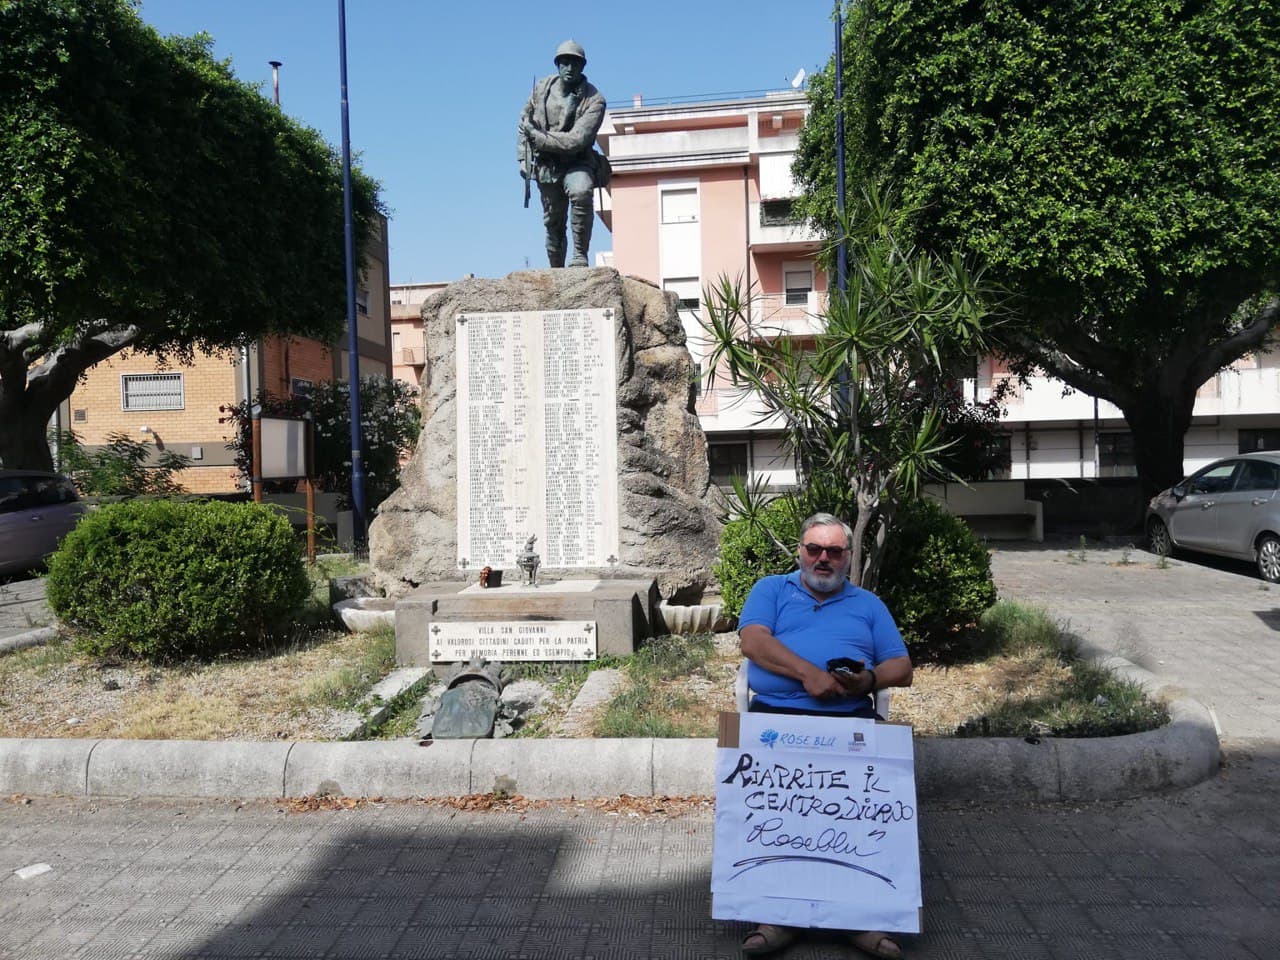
[0,626,57,655]
[0,701,1217,801]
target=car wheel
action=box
[1257,534,1280,583]
[1147,518,1173,557]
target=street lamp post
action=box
[834,2,847,296]
[337,0,367,548]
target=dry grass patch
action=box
[890,651,1072,736]
[0,626,395,741]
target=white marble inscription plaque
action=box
[428,621,598,662]
[455,309,620,569]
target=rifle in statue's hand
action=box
[523,132,533,209]
[522,76,536,209]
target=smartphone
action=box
[826,657,864,677]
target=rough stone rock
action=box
[500,679,551,715]
[369,267,722,600]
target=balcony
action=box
[748,291,825,338]
[397,346,425,368]
[604,127,749,173]
[748,202,822,251]
[966,364,1280,425]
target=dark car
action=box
[1146,452,1280,581]
[0,470,88,577]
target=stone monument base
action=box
[395,579,660,674]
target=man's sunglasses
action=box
[802,543,846,559]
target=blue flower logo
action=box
[759,728,779,748]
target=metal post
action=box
[269,60,282,105]
[338,0,367,547]
[251,403,263,504]
[304,413,316,565]
[834,3,851,418]
[834,2,848,295]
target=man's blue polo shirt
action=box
[738,570,908,714]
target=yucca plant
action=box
[700,182,1000,588]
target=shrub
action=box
[876,497,998,662]
[55,430,191,496]
[47,499,309,661]
[714,499,800,617]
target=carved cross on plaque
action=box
[458,559,469,570]
[584,624,594,633]
[456,314,468,326]
[603,308,614,322]
[431,625,442,635]
[606,554,618,565]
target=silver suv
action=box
[1146,452,1280,581]
[0,471,87,577]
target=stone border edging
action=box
[0,700,1218,802]
[0,626,57,655]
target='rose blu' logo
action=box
[759,728,779,748]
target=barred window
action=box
[121,373,184,411]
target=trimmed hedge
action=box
[876,497,998,662]
[46,499,309,661]
[714,500,800,617]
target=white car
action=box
[1146,452,1280,581]
[0,471,87,577]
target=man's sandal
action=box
[741,923,796,955]
[848,930,904,959]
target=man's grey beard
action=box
[801,565,849,594]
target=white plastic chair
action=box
[735,660,891,718]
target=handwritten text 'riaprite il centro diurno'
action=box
[721,753,915,823]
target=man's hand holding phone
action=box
[826,657,874,696]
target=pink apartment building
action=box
[599,89,1280,489]
[598,89,821,488]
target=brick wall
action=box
[64,348,243,494]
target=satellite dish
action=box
[789,68,807,89]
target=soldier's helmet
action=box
[554,40,587,66]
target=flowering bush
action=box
[220,376,420,510]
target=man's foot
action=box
[567,254,589,267]
[741,923,796,955]
[848,930,903,959]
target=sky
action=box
[136,1,839,284]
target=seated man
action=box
[737,512,914,959]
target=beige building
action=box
[58,216,394,494]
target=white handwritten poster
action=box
[712,712,922,933]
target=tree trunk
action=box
[1119,393,1196,500]
[0,401,55,471]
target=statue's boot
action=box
[546,238,566,269]
[568,203,593,267]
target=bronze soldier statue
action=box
[519,40,609,268]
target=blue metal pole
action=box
[338,0,367,547]
[834,3,852,420]
[834,2,848,295]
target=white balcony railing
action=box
[967,364,1280,424]
[748,291,825,338]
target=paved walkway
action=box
[0,576,50,643]
[1,749,1276,960]
[990,545,1280,747]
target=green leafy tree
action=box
[56,429,191,496]
[795,0,1280,495]
[219,376,421,510]
[702,184,997,588]
[0,0,382,471]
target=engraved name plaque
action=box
[455,309,620,569]
[428,621,598,663]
